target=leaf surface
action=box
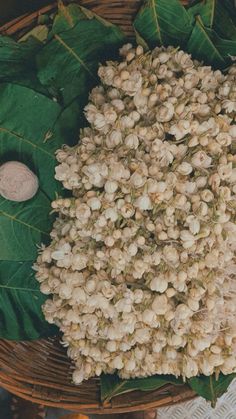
[133,0,193,48]
[188,0,236,40]
[0,261,57,340]
[187,16,225,67]
[188,0,216,28]
[0,192,52,261]
[101,374,183,402]
[0,83,77,261]
[204,28,236,61]
[188,374,236,407]
[223,0,236,26]
[213,1,236,40]
[19,25,49,43]
[37,5,125,106]
[0,35,51,95]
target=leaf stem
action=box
[210,375,216,408]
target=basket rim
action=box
[0,0,143,39]
[0,371,196,414]
[0,4,56,38]
[0,336,197,413]
[0,385,196,414]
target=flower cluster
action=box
[35,44,236,384]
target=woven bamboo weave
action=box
[0,0,196,413]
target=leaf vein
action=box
[0,210,50,236]
[54,34,97,80]
[0,127,55,159]
[0,284,41,292]
[150,0,163,44]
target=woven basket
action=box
[0,0,196,414]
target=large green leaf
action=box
[133,0,193,48]
[0,192,52,261]
[0,83,77,261]
[0,261,57,340]
[52,2,119,34]
[187,16,226,68]
[224,0,236,26]
[188,374,236,407]
[213,1,236,40]
[19,25,49,43]
[37,5,125,106]
[0,36,41,81]
[204,28,236,61]
[188,0,215,28]
[133,0,236,69]
[101,373,236,405]
[51,2,90,34]
[0,35,48,93]
[0,82,78,339]
[188,0,236,40]
[100,374,183,402]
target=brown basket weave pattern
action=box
[0,338,195,414]
[0,0,142,39]
[0,0,196,413]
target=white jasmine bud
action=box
[186,216,200,235]
[142,309,156,325]
[201,189,214,202]
[177,162,193,176]
[112,356,124,369]
[156,102,174,122]
[124,134,139,149]
[180,230,196,248]
[150,276,168,293]
[106,130,122,148]
[105,180,118,194]
[152,295,168,314]
[191,151,212,168]
[128,243,138,256]
[87,197,101,210]
[130,172,146,188]
[196,176,207,188]
[125,359,136,371]
[134,195,153,211]
[104,207,118,222]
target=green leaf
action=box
[133,0,193,49]
[0,261,57,340]
[37,5,125,106]
[188,0,216,28]
[188,0,236,40]
[213,1,236,40]
[0,192,52,261]
[0,84,63,200]
[51,2,90,34]
[19,25,49,43]
[204,27,236,61]
[52,3,120,35]
[223,0,236,26]
[0,35,46,92]
[134,28,150,51]
[101,374,183,402]
[0,83,77,261]
[188,374,236,407]
[187,16,226,68]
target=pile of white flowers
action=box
[35,44,236,384]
